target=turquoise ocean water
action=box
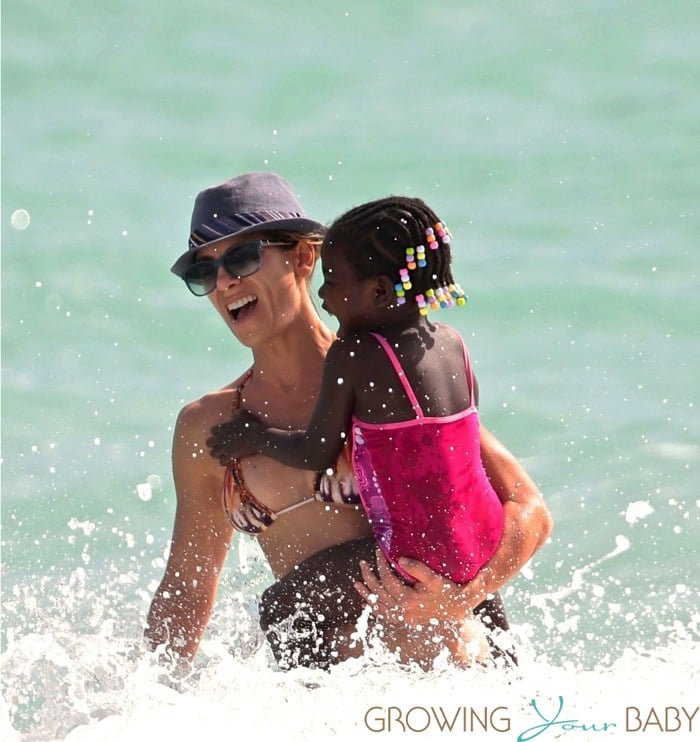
[2,2,698,739]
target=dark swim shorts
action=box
[258,537,511,670]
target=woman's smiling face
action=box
[196,233,301,345]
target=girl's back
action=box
[348,322,473,425]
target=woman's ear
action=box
[294,239,317,279]
[375,275,396,309]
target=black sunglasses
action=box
[181,239,291,296]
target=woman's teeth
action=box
[227,295,257,320]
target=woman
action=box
[145,172,552,670]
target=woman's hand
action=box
[207,409,261,465]
[354,427,552,632]
[354,550,476,628]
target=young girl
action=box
[209,196,504,586]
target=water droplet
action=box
[10,209,30,230]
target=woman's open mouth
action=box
[227,295,258,322]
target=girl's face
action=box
[318,245,380,334]
[196,232,303,346]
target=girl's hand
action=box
[207,409,260,465]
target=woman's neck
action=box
[249,307,335,391]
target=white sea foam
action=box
[2,630,697,742]
[3,531,698,741]
[2,567,698,742]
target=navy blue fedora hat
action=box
[171,172,325,276]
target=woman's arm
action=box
[455,423,552,605]
[355,423,553,626]
[145,399,234,662]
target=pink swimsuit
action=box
[351,333,504,584]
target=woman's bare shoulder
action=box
[175,373,248,438]
[170,377,249,494]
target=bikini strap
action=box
[226,367,254,503]
[369,332,424,417]
[223,367,278,532]
[231,368,254,412]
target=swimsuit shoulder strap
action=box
[368,332,424,417]
[461,335,477,405]
[226,367,257,498]
[443,323,476,406]
[223,367,279,532]
[231,368,254,412]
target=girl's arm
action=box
[209,339,356,472]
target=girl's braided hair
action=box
[323,196,465,307]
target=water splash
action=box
[2,551,698,741]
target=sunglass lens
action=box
[222,241,263,279]
[183,262,217,296]
[182,241,264,296]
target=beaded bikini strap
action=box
[223,367,277,530]
[231,368,254,412]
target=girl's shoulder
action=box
[431,321,468,351]
[330,330,387,355]
[432,320,463,339]
[326,331,397,378]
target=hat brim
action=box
[170,216,326,276]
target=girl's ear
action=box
[375,275,396,309]
[294,239,317,279]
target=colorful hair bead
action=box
[426,288,439,311]
[425,227,438,250]
[416,244,427,267]
[394,282,406,305]
[398,267,412,290]
[436,286,453,309]
[449,283,468,306]
[405,247,417,271]
[415,293,428,316]
[434,221,451,244]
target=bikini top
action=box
[222,369,361,535]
